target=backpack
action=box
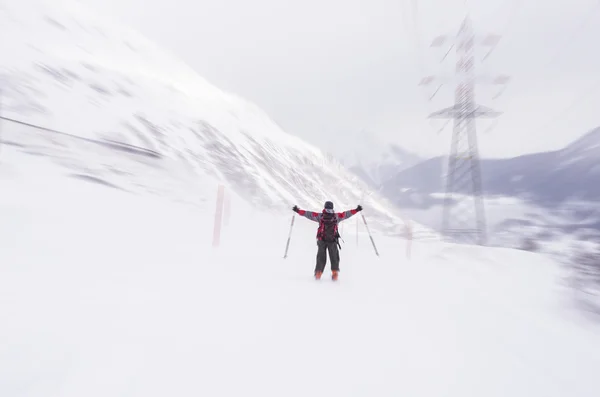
[318,211,340,243]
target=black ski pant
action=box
[315,240,340,273]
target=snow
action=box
[0,0,287,144]
[0,0,323,155]
[559,155,585,167]
[2,145,600,397]
[400,193,597,255]
[0,0,430,236]
[511,174,523,182]
[331,131,422,186]
[1,1,600,394]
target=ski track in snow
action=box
[1,146,600,397]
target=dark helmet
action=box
[324,201,334,209]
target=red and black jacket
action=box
[295,208,359,241]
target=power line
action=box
[480,0,598,89]
[481,1,600,136]
[543,1,600,76]
[497,1,600,91]
[528,75,600,138]
[399,0,440,136]
[509,2,600,137]
[480,0,525,63]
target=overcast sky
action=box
[79,0,600,159]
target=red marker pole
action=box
[212,185,225,247]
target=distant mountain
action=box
[377,127,600,253]
[332,131,423,188]
[381,127,600,208]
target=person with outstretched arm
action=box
[292,201,362,280]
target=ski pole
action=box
[283,215,295,259]
[361,213,379,256]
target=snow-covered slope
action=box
[2,144,600,397]
[333,131,422,188]
[0,0,430,236]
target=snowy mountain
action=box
[332,131,423,188]
[381,127,600,206]
[0,0,433,237]
[377,127,600,252]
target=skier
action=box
[292,201,362,280]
